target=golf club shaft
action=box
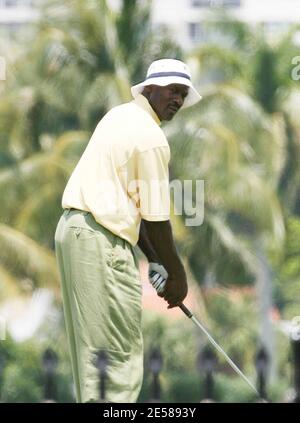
[180,304,258,395]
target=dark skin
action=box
[142,83,189,121]
[137,84,189,308]
[138,220,187,309]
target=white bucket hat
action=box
[131,58,202,109]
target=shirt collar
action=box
[132,94,161,125]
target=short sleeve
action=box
[136,146,170,221]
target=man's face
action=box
[143,84,189,121]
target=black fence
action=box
[1,338,300,403]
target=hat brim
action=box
[131,76,202,109]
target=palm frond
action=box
[0,224,59,292]
[0,264,22,300]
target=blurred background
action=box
[0,0,300,403]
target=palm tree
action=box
[0,0,182,300]
[0,130,89,300]
[189,14,300,213]
[0,0,183,171]
[167,13,300,379]
[0,224,60,301]
[167,85,285,285]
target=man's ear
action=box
[142,85,153,95]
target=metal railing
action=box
[0,338,300,403]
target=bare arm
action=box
[137,220,160,263]
[138,219,188,308]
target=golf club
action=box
[180,303,259,396]
[149,267,259,396]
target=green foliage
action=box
[139,311,200,402]
[164,373,201,403]
[0,0,183,293]
[214,374,256,403]
[0,332,74,403]
[1,340,43,403]
[203,288,259,375]
[0,303,292,403]
[273,217,300,318]
[252,44,280,113]
[138,305,290,403]
[2,364,43,403]
[0,1,299,403]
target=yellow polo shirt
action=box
[62,94,170,246]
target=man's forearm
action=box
[137,219,161,263]
[140,219,184,276]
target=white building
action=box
[0,0,38,31]
[151,0,300,49]
[1,0,300,47]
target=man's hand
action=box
[142,219,188,309]
[148,262,168,294]
[162,266,188,309]
[148,262,188,309]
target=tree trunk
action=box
[255,240,276,382]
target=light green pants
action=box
[54,209,143,403]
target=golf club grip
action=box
[179,303,193,318]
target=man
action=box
[55,58,202,403]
